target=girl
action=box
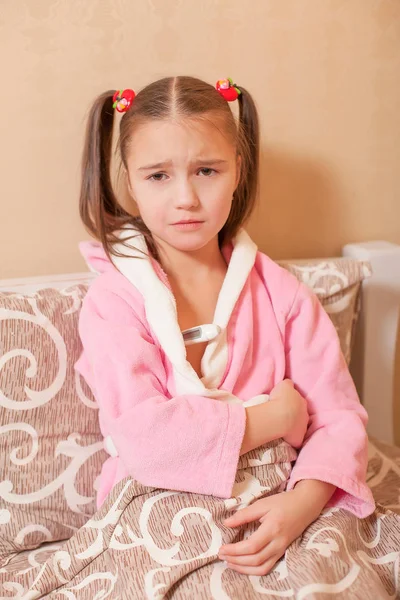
[75,76,394,597]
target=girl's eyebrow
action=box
[138,158,228,171]
[194,158,228,166]
[139,160,173,171]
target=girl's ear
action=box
[235,154,242,189]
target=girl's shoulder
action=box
[254,250,302,293]
[81,268,146,322]
[78,239,146,316]
[253,250,312,321]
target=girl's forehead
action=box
[128,116,235,158]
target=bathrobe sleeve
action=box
[284,281,375,517]
[76,284,246,498]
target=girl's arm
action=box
[241,380,309,455]
[284,281,375,518]
[77,281,292,499]
[241,402,286,455]
[293,479,337,518]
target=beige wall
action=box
[0,0,399,278]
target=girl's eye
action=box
[198,168,216,177]
[148,173,167,181]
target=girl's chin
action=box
[156,230,219,253]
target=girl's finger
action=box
[219,518,274,557]
[224,499,271,528]
[282,379,294,387]
[219,540,277,566]
[226,553,280,576]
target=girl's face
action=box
[125,116,240,254]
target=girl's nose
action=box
[174,180,200,209]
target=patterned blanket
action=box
[1,437,399,599]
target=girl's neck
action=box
[155,236,227,286]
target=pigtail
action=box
[79,90,131,259]
[221,86,260,243]
[237,86,260,204]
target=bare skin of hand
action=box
[218,480,336,575]
[269,379,309,448]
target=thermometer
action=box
[182,324,221,346]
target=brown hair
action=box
[79,76,260,261]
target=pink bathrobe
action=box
[75,228,375,517]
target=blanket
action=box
[1,437,399,599]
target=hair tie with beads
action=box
[112,89,136,113]
[215,78,241,102]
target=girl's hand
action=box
[219,481,336,575]
[269,379,309,448]
[218,490,314,575]
[219,490,315,575]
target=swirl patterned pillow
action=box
[0,286,107,563]
[277,258,372,364]
[0,258,371,560]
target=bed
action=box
[0,247,399,599]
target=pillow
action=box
[0,286,107,563]
[0,257,370,561]
[279,258,371,364]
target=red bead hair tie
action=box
[215,78,241,102]
[112,89,136,113]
